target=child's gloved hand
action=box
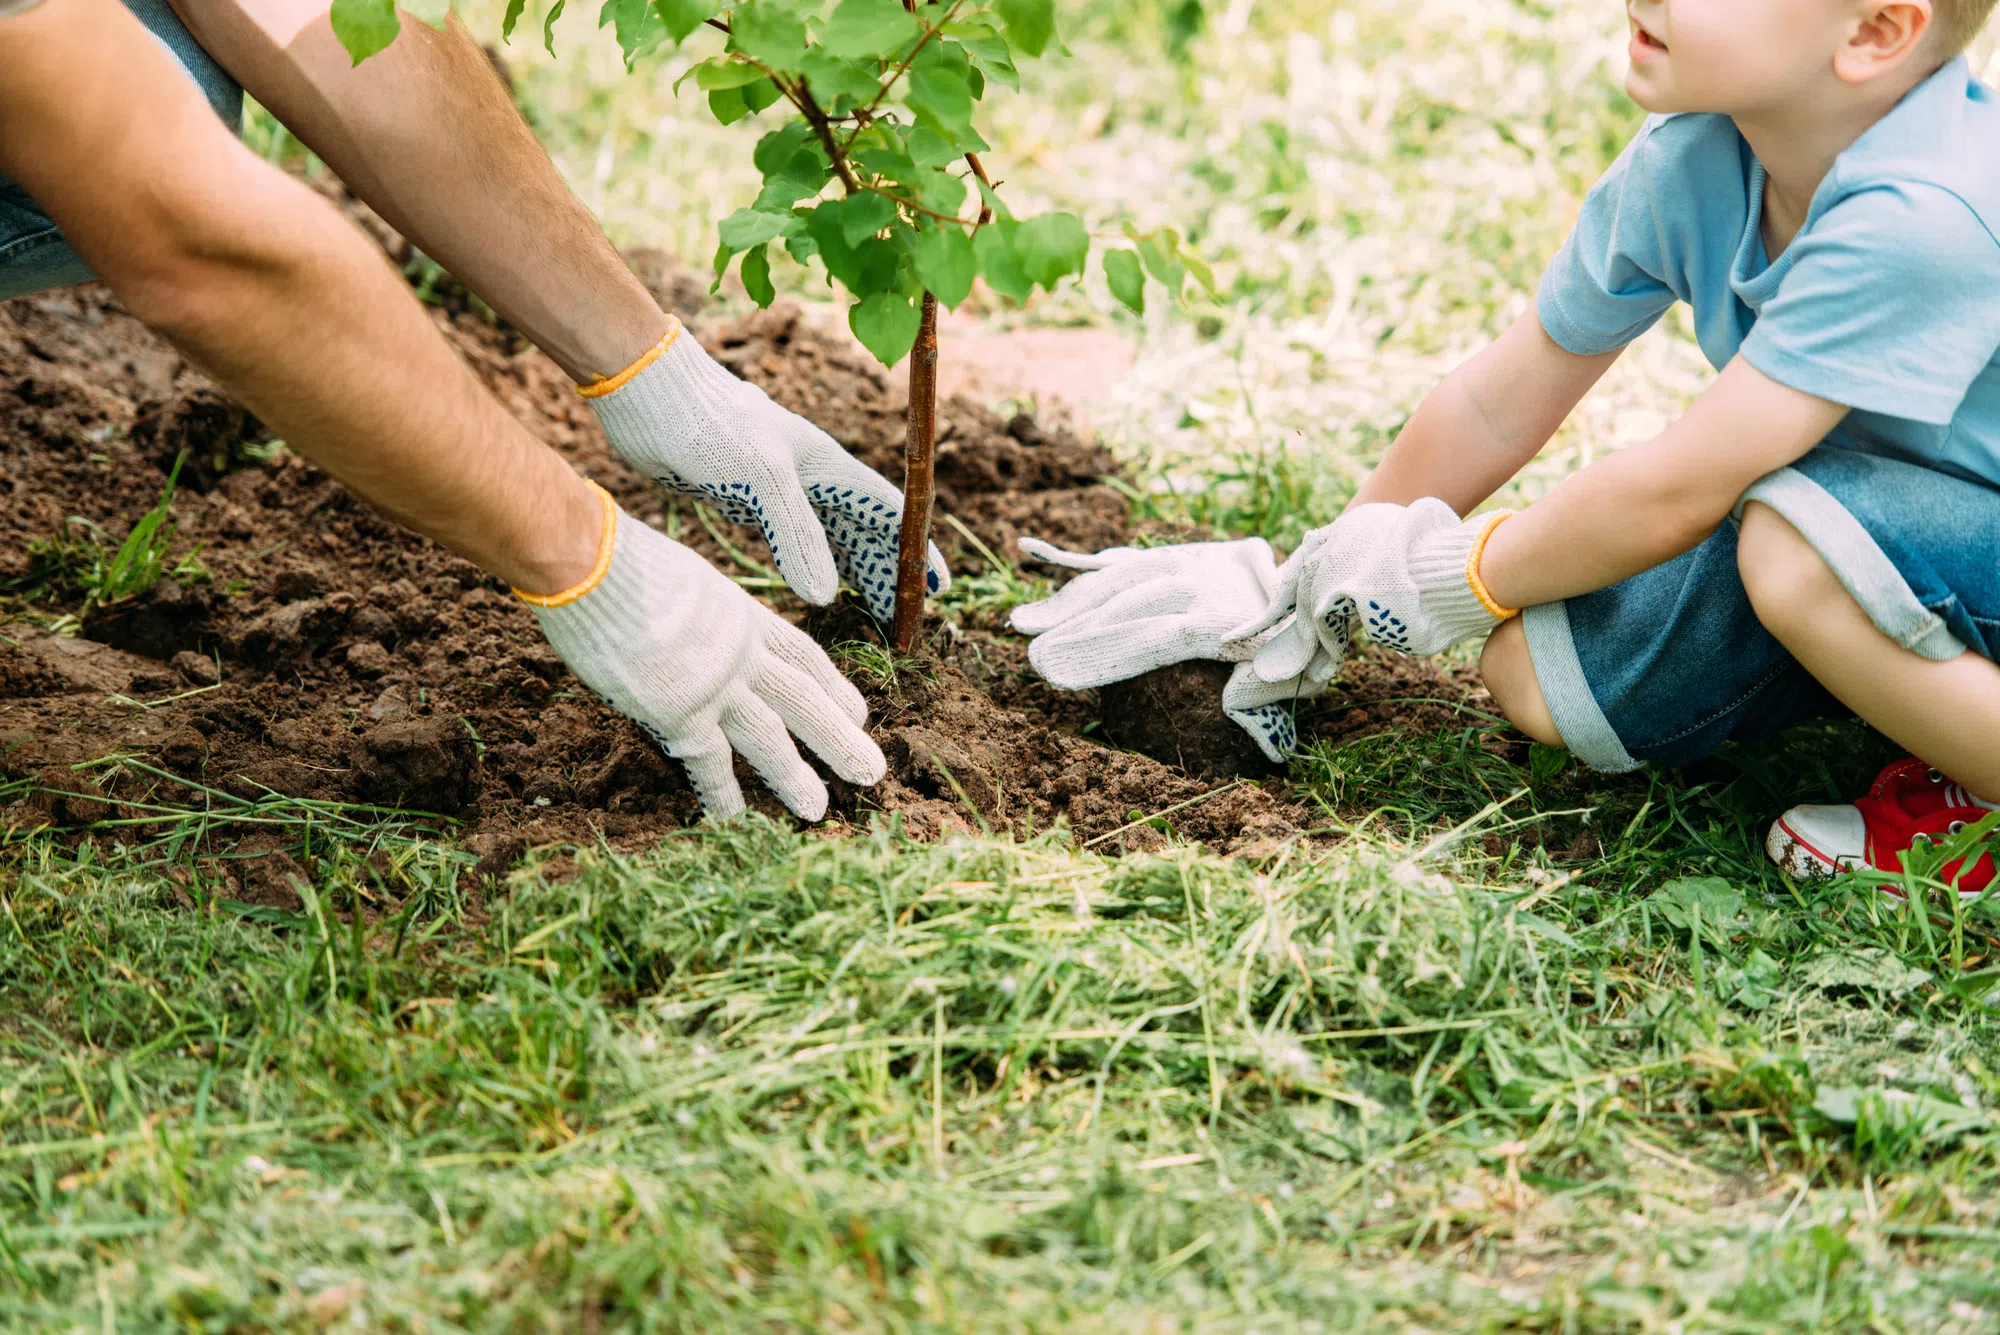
[1225,498,1518,684]
[584,318,950,624]
[525,487,887,822]
[1008,536,1324,762]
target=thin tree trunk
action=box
[892,292,940,654]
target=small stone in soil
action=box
[171,649,220,686]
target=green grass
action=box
[3,454,207,629]
[5,779,2000,1330]
[9,3,2000,1330]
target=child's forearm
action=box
[1477,356,1848,609]
[1350,312,1622,515]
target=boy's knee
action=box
[1480,617,1565,748]
[1737,501,1844,636]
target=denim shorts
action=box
[1524,446,2000,771]
[0,0,243,302]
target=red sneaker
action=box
[1767,758,1997,900]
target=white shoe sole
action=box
[1766,814,1847,880]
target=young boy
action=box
[1016,0,2000,891]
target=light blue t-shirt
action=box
[1538,57,2000,489]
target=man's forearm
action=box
[0,0,601,594]
[167,0,664,384]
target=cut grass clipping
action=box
[5,731,2000,1329]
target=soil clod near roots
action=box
[0,181,1488,882]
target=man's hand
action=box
[586,321,951,625]
[529,488,887,821]
[1009,537,1324,762]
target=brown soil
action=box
[0,182,1486,886]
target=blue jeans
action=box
[1525,446,2000,771]
[0,0,243,302]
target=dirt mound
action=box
[0,184,1485,880]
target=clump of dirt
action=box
[1100,662,1279,783]
[0,178,1486,877]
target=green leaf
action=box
[838,193,898,247]
[730,0,808,71]
[329,0,400,63]
[907,126,961,169]
[912,224,975,310]
[819,0,922,61]
[1129,225,1186,297]
[905,65,975,145]
[742,244,776,308]
[850,292,921,366]
[975,222,1032,303]
[755,122,817,175]
[1104,249,1145,315]
[1180,246,1219,298]
[708,85,751,124]
[1013,212,1088,291]
[947,21,1020,90]
[653,0,709,42]
[543,0,567,54]
[994,0,1054,57]
[795,50,883,108]
[917,168,967,217]
[1800,948,1935,998]
[719,207,793,252]
[601,0,665,66]
[711,240,732,295]
[743,77,784,114]
[686,56,770,90]
[806,201,871,290]
[502,0,527,39]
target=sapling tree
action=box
[332,0,1212,652]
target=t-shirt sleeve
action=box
[1536,123,1681,356]
[1742,183,2000,424]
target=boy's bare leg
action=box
[1738,503,2000,799]
[166,0,665,384]
[1479,619,1563,747]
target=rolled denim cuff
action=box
[1735,467,1967,662]
[1523,599,1644,773]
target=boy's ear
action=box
[1834,0,1933,83]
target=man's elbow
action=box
[98,170,323,345]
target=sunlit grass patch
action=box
[5,817,2000,1329]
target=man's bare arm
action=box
[165,0,665,384]
[1350,309,1624,515]
[0,0,600,594]
[1479,355,1849,609]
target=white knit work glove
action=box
[524,486,887,822]
[1009,537,1325,762]
[1225,499,1517,685]
[585,319,950,624]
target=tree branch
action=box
[792,78,862,194]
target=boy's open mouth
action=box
[1633,24,1667,51]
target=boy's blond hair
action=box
[1936,0,1999,54]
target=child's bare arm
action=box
[1479,355,1848,609]
[1351,309,1624,514]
